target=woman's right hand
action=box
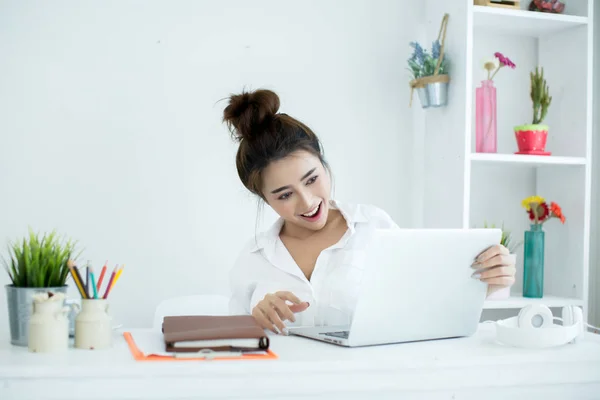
[252,291,310,333]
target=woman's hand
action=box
[471,244,516,295]
[252,291,310,333]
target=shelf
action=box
[473,5,588,37]
[483,293,584,310]
[470,153,587,167]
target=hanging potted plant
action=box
[514,67,552,155]
[408,13,450,109]
[520,196,565,298]
[2,228,80,346]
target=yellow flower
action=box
[522,195,545,210]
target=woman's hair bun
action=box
[223,89,280,141]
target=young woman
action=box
[223,89,516,333]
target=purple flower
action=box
[487,52,516,81]
[410,42,425,65]
[432,40,441,60]
[494,52,516,69]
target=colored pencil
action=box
[72,265,88,299]
[96,262,108,292]
[102,267,118,299]
[85,265,90,297]
[68,265,87,299]
[90,268,98,299]
[74,265,89,299]
[110,265,125,291]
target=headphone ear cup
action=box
[561,306,584,344]
[573,306,584,343]
[562,306,574,325]
[517,305,535,327]
[518,304,553,329]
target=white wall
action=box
[0,0,420,330]
[421,0,471,229]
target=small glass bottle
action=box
[475,80,497,153]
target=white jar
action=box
[28,298,70,353]
[74,299,112,350]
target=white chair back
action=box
[153,294,230,331]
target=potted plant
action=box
[482,221,522,300]
[520,195,566,298]
[514,66,553,155]
[408,13,450,109]
[2,228,80,346]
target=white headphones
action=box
[494,304,592,348]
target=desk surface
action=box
[2,324,600,400]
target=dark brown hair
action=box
[222,89,329,199]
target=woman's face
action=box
[261,150,331,232]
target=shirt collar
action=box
[249,199,367,253]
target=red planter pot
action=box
[514,124,550,155]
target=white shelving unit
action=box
[469,153,587,167]
[473,5,589,36]
[484,293,584,310]
[421,0,594,318]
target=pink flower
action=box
[494,52,516,69]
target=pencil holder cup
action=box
[74,299,112,350]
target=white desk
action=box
[1,324,600,400]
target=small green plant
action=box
[482,221,523,254]
[2,228,80,288]
[407,40,449,80]
[530,66,552,124]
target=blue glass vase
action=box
[523,224,544,298]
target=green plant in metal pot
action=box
[482,221,522,254]
[2,228,81,346]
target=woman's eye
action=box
[278,192,292,200]
[306,176,318,185]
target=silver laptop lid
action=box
[347,228,502,347]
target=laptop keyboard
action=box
[320,331,349,339]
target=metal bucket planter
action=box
[410,77,450,109]
[6,285,68,346]
[426,81,449,108]
[414,82,448,108]
[415,87,430,109]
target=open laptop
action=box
[287,228,502,347]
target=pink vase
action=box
[475,80,497,153]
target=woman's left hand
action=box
[472,244,516,295]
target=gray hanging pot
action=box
[415,87,430,109]
[426,81,449,108]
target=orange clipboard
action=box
[123,332,278,362]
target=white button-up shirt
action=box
[228,200,399,327]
